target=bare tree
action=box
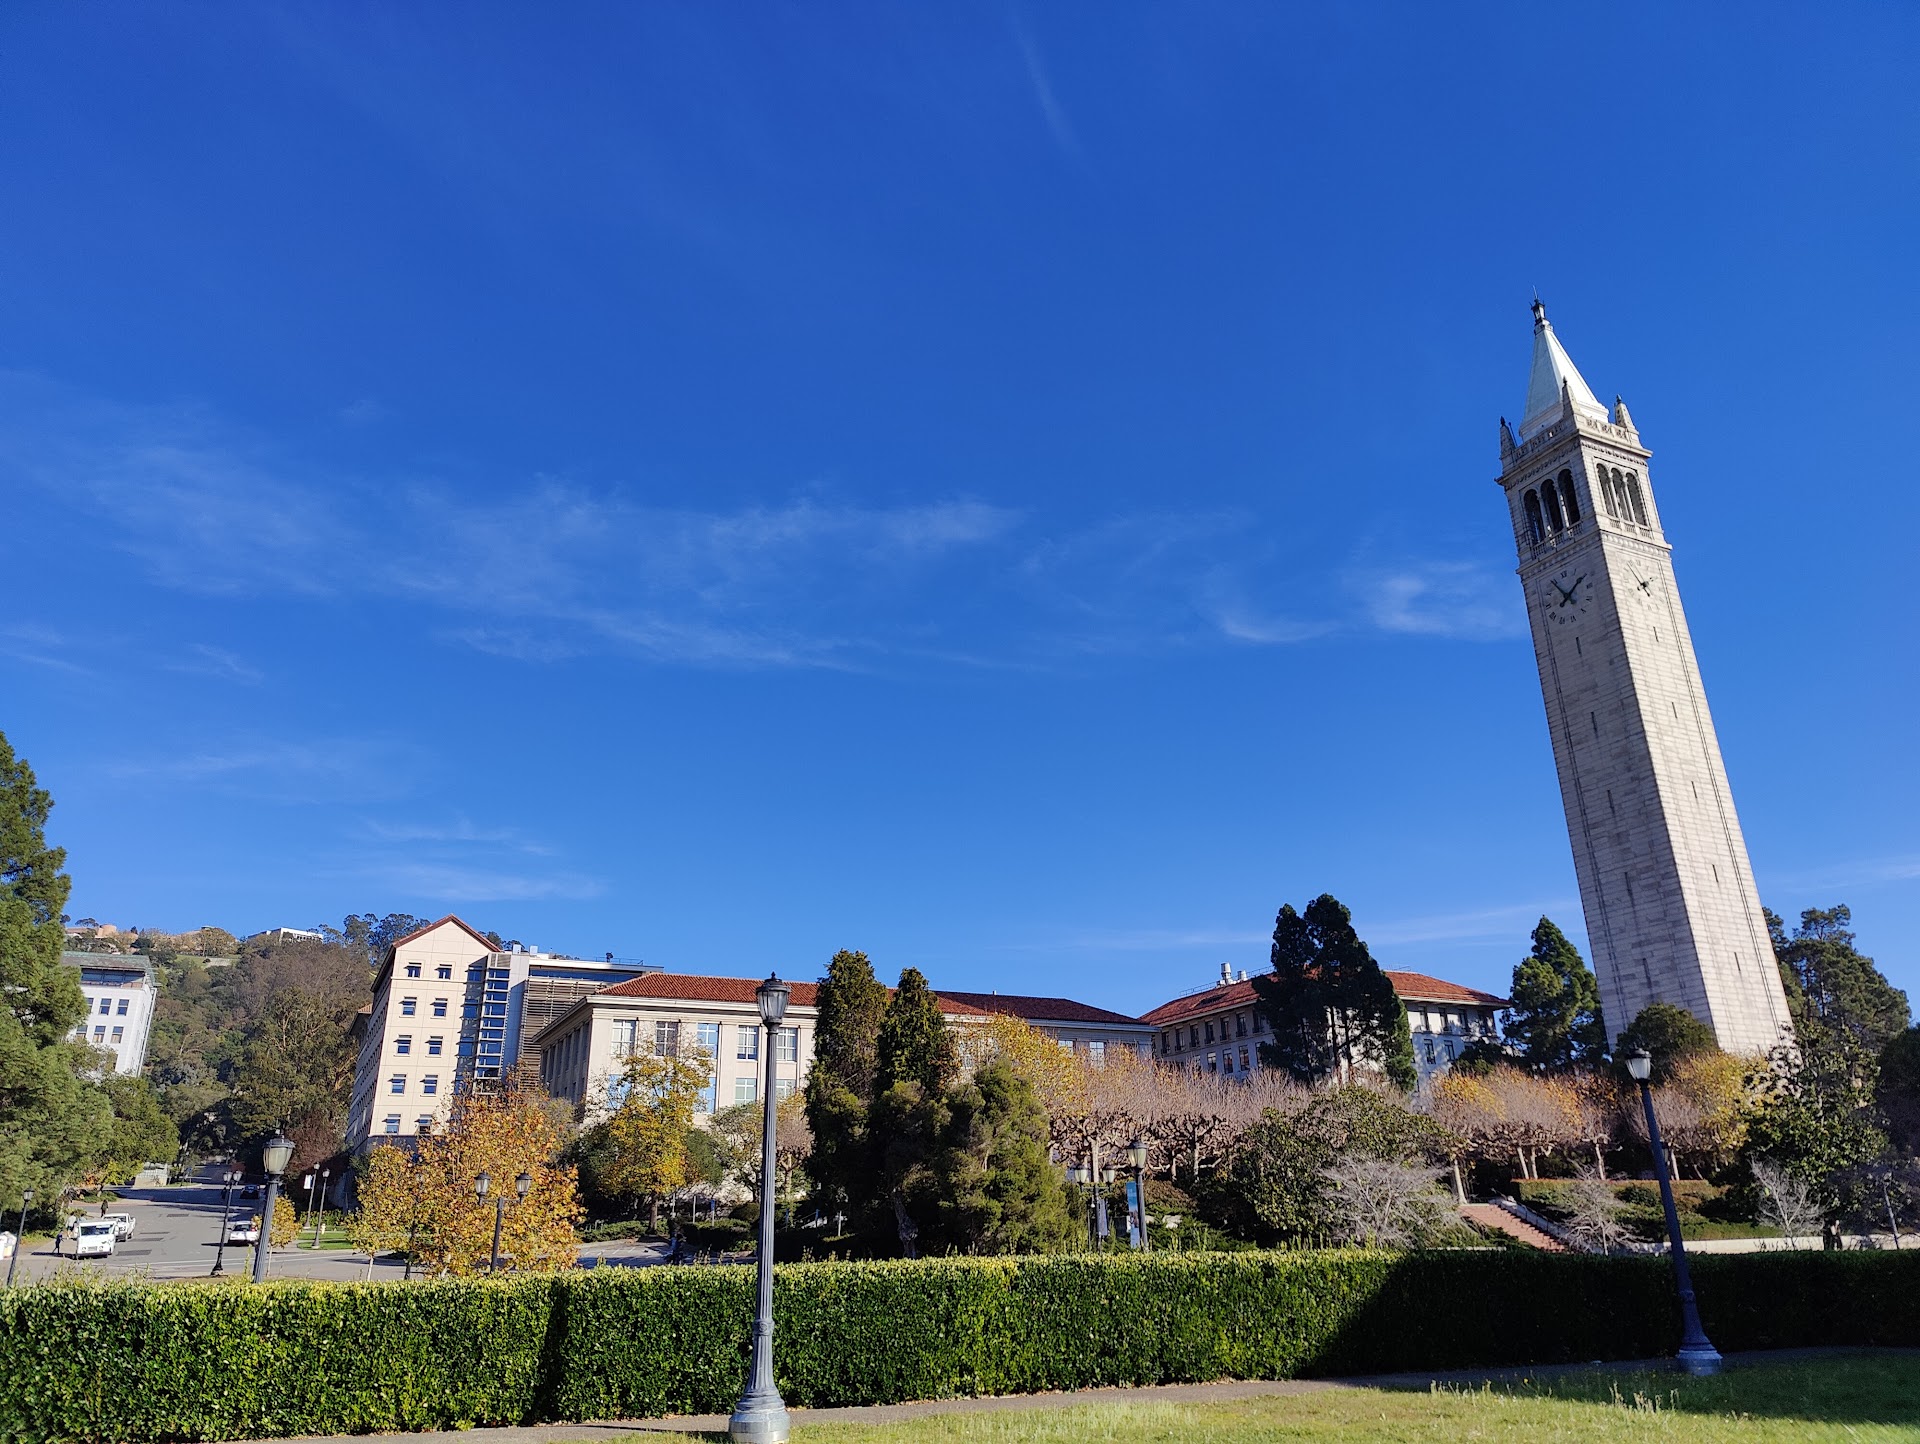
[1321,1156,1451,1248]
[1559,1163,1630,1253]
[1751,1157,1823,1246]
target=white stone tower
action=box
[1498,302,1790,1056]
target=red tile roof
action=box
[600,973,823,1008]
[1141,970,1507,1026]
[935,991,1150,1028]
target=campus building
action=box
[61,952,156,1076]
[1142,962,1507,1089]
[345,915,654,1152]
[933,991,1157,1062]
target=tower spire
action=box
[1521,300,1604,441]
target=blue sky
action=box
[3,3,1916,1017]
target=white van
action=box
[71,1220,117,1259]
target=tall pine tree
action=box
[802,949,888,1214]
[874,967,958,1096]
[1253,894,1415,1091]
[0,731,111,1208]
[1503,916,1607,1071]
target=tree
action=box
[711,1093,812,1200]
[351,1088,581,1276]
[99,1076,179,1180]
[930,1060,1077,1255]
[874,967,958,1097]
[803,949,888,1214]
[1750,1157,1823,1245]
[1321,1156,1451,1248]
[1615,1002,1718,1084]
[1254,895,1416,1090]
[597,1047,711,1229]
[1503,917,1606,1071]
[1877,1026,1920,1155]
[0,731,111,1208]
[1559,1164,1630,1252]
[1769,906,1910,1064]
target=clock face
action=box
[1542,568,1593,627]
[1627,566,1658,603]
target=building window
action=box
[1235,1014,1247,1038]
[776,1026,799,1064]
[1088,1040,1107,1067]
[400,997,417,1017]
[1622,469,1650,526]
[1203,1021,1215,1044]
[1239,1045,1251,1070]
[117,998,129,1016]
[1524,488,1545,544]
[1221,1051,1235,1076]
[426,1036,442,1056]
[396,1035,412,1055]
[1557,468,1581,526]
[734,1075,758,1105]
[1207,1053,1218,1074]
[422,1075,438,1096]
[1425,1038,1439,1064]
[405,963,421,978]
[1543,479,1566,533]
[696,1021,720,1060]
[737,1025,759,1061]
[608,1019,634,1057]
[653,1020,679,1057]
[383,1116,401,1135]
[99,997,112,1016]
[416,1116,433,1132]
[110,1026,124,1043]
[389,1074,406,1093]
[431,998,448,1017]
[1445,1038,1459,1060]
[437,965,452,980]
[774,1078,796,1101]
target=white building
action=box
[1142,963,1506,1089]
[345,916,654,1151]
[1500,302,1791,1055]
[62,952,156,1076]
[932,991,1156,1062]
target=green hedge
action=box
[4,1250,1918,1442]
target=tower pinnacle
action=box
[1521,300,1605,442]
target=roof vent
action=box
[1218,961,1232,985]
[1237,969,1248,983]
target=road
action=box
[8,1165,668,1284]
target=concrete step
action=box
[1459,1202,1566,1252]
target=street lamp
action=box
[252,1134,295,1284]
[1128,1138,1150,1253]
[6,1189,32,1288]
[1626,1049,1720,1375]
[729,973,791,1444]
[310,1167,332,1250]
[211,1169,242,1276]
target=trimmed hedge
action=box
[3,1250,1918,1442]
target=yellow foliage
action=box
[977,1014,1086,1117]
[600,1046,712,1208]
[349,1087,583,1277]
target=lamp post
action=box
[6,1188,31,1287]
[211,1168,241,1276]
[1626,1049,1720,1375]
[251,1134,294,1284]
[729,973,791,1444]
[1128,1138,1149,1253]
[310,1167,332,1250]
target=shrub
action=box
[3,1252,1918,1441]
[579,1220,655,1242]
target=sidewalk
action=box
[228,1346,1915,1443]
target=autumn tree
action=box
[351,1088,581,1276]
[711,1092,812,1200]
[595,1047,711,1229]
[1504,917,1606,1070]
[1254,894,1415,1090]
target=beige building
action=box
[934,991,1156,1062]
[345,915,651,1152]
[1501,303,1791,1054]
[1142,963,1506,1089]
[63,952,157,1076]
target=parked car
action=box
[71,1220,117,1258]
[103,1211,136,1240]
[226,1217,261,1245]
[0,1230,15,1260]
[238,1183,261,1200]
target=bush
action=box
[4,1252,1919,1441]
[681,1218,752,1253]
[579,1220,656,1243]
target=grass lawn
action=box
[760,1355,1920,1443]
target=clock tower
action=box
[1499,302,1790,1056]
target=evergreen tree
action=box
[929,1060,1076,1255]
[1876,1026,1920,1156]
[1503,916,1606,1071]
[0,731,110,1206]
[1253,894,1415,1090]
[1615,1001,1718,1084]
[1769,905,1911,1072]
[874,967,958,1097]
[802,949,889,1215]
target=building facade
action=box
[1500,302,1792,1055]
[933,991,1157,1062]
[62,952,156,1076]
[345,916,654,1151]
[1142,963,1505,1089]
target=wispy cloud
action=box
[1361,901,1571,947]
[370,863,605,903]
[1767,853,1920,895]
[165,644,264,685]
[103,738,423,805]
[1011,15,1079,159]
[1350,561,1525,640]
[1001,925,1266,955]
[0,624,92,675]
[359,817,555,854]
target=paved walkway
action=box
[228,1346,1915,1443]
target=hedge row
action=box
[4,1250,1918,1442]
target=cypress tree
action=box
[802,949,888,1215]
[874,967,958,1097]
[1253,894,1415,1090]
[1503,916,1607,1071]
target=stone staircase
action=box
[1459,1202,1567,1252]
